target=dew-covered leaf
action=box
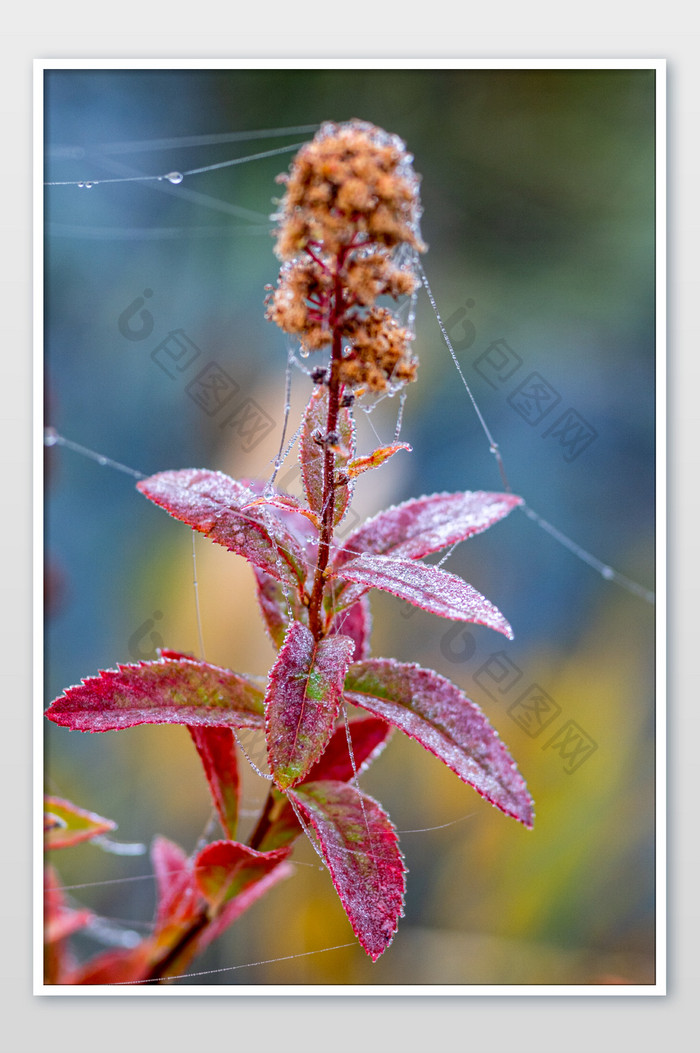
[335,553,513,638]
[194,852,294,956]
[334,490,523,569]
[136,468,308,588]
[345,659,534,828]
[329,595,372,660]
[187,727,239,840]
[254,567,307,650]
[45,656,265,732]
[44,796,117,850]
[265,622,355,789]
[243,492,321,530]
[287,780,406,961]
[253,716,392,852]
[193,840,291,913]
[345,442,411,480]
[300,387,355,525]
[305,715,392,784]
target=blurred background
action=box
[43,66,657,986]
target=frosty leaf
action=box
[345,442,411,480]
[188,727,239,840]
[300,387,355,525]
[305,715,392,784]
[345,659,535,828]
[335,553,514,638]
[193,840,291,913]
[254,567,307,650]
[45,656,265,732]
[334,490,522,570]
[253,716,392,852]
[243,492,321,530]
[287,780,406,961]
[194,852,294,956]
[44,796,117,849]
[265,622,355,789]
[329,595,372,660]
[136,468,308,589]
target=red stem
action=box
[307,250,346,640]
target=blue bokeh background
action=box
[43,67,657,986]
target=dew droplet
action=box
[164,171,183,185]
[83,182,93,189]
[77,182,84,188]
[97,456,107,466]
[602,566,614,580]
[299,347,310,358]
[44,427,59,447]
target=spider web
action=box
[41,83,658,988]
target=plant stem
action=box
[247,789,278,850]
[307,254,346,640]
[143,911,210,983]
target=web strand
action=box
[418,262,655,605]
[108,942,357,985]
[44,140,310,188]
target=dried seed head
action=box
[273,119,425,259]
[266,119,426,392]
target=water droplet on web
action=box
[97,456,107,466]
[77,182,84,188]
[164,171,184,185]
[83,182,94,189]
[44,427,59,447]
[602,566,614,580]
[299,347,310,359]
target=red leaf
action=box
[345,442,411,480]
[300,387,355,526]
[335,553,514,638]
[151,836,199,933]
[288,780,406,961]
[44,796,117,849]
[265,622,355,789]
[188,727,239,840]
[195,852,294,955]
[334,490,522,569]
[44,866,94,944]
[345,660,535,828]
[243,491,321,530]
[254,566,307,649]
[44,866,95,984]
[329,595,372,660]
[136,468,308,589]
[252,717,392,852]
[66,945,153,986]
[193,840,291,912]
[305,716,393,784]
[45,656,265,732]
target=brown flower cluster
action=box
[265,120,426,392]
